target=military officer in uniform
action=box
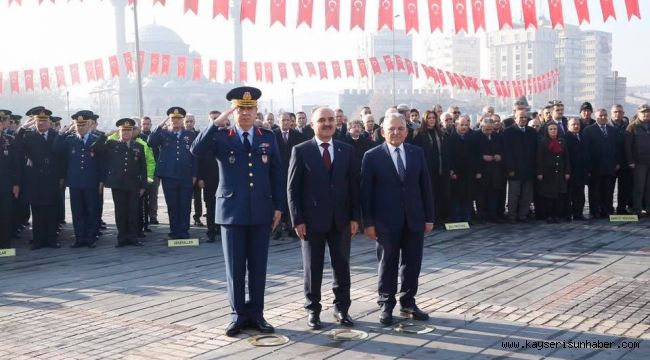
[148,107,198,239]
[191,87,285,337]
[50,116,67,228]
[93,118,147,247]
[17,107,62,249]
[0,110,21,249]
[91,114,109,233]
[54,111,102,248]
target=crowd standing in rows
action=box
[1,87,650,337]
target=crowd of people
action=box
[1,88,649,336]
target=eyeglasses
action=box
[452,111,460,114]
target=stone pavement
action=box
[1,193,650,359]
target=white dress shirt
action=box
[386,143,406,174]
[315,137,334,162]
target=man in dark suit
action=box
[296,111,315,139]
[625,104,650,217]
[344,119,374,171]
[361,113,434,325]
[541,101,568,138]
[334,108,347,140]
[584,109,619,218]
[196,110,223,243]
[53,111,102,248]
[0,110,21,249]
[565,118,591,220]
[288,107,361,330]
[93,119,147,247]
[191,87,285,337]
[611,104,632,214]
[16,108,62,250]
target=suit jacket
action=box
[287,139,360,232]
[92,136,147,191]
[343,134,375,169]
[565,132,590,186]
[53,132,102,189]
[274,128,306,171]
[361,143,434,233]
[16,128,61,205]
[191,125,285,225]
[0,133,21,194]
[503,125,538,181]
[298,125,315,139]
[147,127,198,180]
[470,131,505,189]
[583,123,618,176]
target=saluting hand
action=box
[214,107,236,126]
[294,224,306,240]
[364,226,377,241]
[271,210,282,232]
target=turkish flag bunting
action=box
[522,0,538,29]
[403,0,419,33]
[70,64,80,85]
[504,81,512,97]
[291,62,303,77]
[574,0,590,24]
[23,70,34,91]
[9,71,19,93]
[8,0,21,7]
[357,59,368,77]
[600,0,616,21]
[413,61,420,78]
[264,62,274,83]
[108,55,119,78]
[306,62,317,77]
[214,0,228,19]
[547,0,564,28]
[192,58,202,80]
[184,0,198,14]
[452,0,468,33]
[241,0,257,23]
[238,61,247,82]
[177,56,187,79]
[471,0,486,32]
[224,61,233,82]
[210,60,218,81]
[427,66,437,81]
[344,60,354,77]
[94,59,105,80]
[496,0,513,29]
[428,0,443,32]
[625,0,641,20]
[494,80,503,97]
[278,62,288,81]
[378,0,394,31]
[437,69,447,85]
[85,61,96,82]
[404,58,414,75]
[482,79,493,96]
[138,51,145,73]
[254,62,263,82]
[331,61,342,79]
[123,52,134,74]
[395,55,405,71]
[460,75,472,90]
[39,68,50,90]
[325,0,340,31]
[446,71,457,87]
[297,0,314,27]
[421,65,432,79]
[369,57,381,74]
[150,53,160,75]
[161,54,171,75]
[153,1,165,6]
[513,80,521,97]
[454,73,465,89]
[318,61,328,79]
[383,55,394,72]
[270,0,286,26]
[55,65,66,87]
[350,0,366,30]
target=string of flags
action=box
[5,1,643,33]
[0,51,559,98]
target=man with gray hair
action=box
[361,112,434,325]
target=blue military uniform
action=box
[53,111,102,248]
[0,110,21,249]
[147,107,198,239]
[191,87,285,336]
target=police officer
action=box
[17,107,61,249]
[0,110,21,249]
[54,111,102,248]
[148,107,198,240]
[191,87,285,337]
[93,118,147,247]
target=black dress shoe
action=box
[206,237,216,243]
[87,242,96,249]
[379,310,393,325]
[144,227,152,233]
[225,321,244,337]
[194,220,205,227]
[400,306,430,321]
[334,311,354,327]
[307,313,321,330]
[132,241,145,247]
[252,318,274,333]
[150,219,160,225]
[70,242,85,248]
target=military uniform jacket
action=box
[53,132,102,189]
[92,136,147,191]
[147,127,198,180]
[0,133,21,193]
[191,125,285,225]
[16,128,61,205]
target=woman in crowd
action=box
[536,123,571,223]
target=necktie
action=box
[520,127,526,133]
[558,121,565,134]
[321,143,332,171]
[601,125,607,137]
[243,132,251,153]
[42,132,47,140]
[395,147,405,182]
[283,132,288,143]
[577,134,581,142]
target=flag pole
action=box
[132,0,144,119]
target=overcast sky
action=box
[1,0,648,95]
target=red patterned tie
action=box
[321,143,332,171]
